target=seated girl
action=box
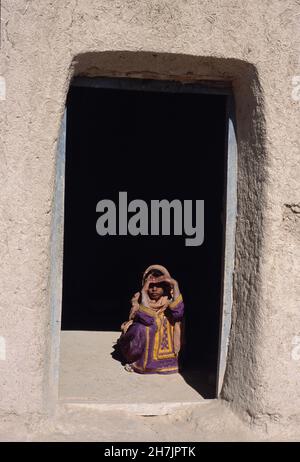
[118,264,185,374]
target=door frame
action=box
[48,76,237,409]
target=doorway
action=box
[58,77,236,402]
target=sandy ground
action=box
[2,401,300,442]
[59,331,206,413]
[1,331,300,442]
[0,401,255,442]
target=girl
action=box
[118,264,185,374]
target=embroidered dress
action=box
[119,294,184,374]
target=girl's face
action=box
[148,282,164,301]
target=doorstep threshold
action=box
[60,398,214,416]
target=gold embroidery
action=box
[138,303,179,362]
[133,364,178,373]
[153,313,176,360]
[169,293,183,309]
[158,317,172,356]
[139,304,158,317]
[166,317,172,351]
[153,314,161,360]
[143,326,150,370]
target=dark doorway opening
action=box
[61,78,228,398]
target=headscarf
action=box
[142,264,184,355]
[142,264,171,313]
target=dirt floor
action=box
[59,331,206,413]
[1,400,300,442]
[1,331,300,442]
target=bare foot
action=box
[124,363,134,372]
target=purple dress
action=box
[119,295,184,374]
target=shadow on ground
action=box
[111,337,215,399]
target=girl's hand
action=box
[131,292,140,304]
[129,292,140,319]
[154,275,178,287]
[153,275,180,300]
[121,320,133,333]
[141,275,156,307]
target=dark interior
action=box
[61,79,228,398]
